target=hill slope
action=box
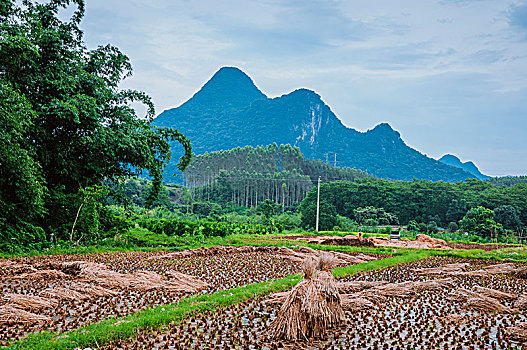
[438,154,489,180]
[155,67,475,182]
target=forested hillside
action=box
[180,144,370,209]
[156,66,477,182]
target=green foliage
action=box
[298,199,338,231]
[427,221,438,234]
[0,0,191,246]
[460,206,502,238]
[298,178,527,235]
[0,82,45,233]
[447,222,459,233]
[493,205,522,230]
[353,206,399,225]
[257,199,282,218]
[407,220,419,232]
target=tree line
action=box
[298,178,527,231]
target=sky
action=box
[73,0,527,176]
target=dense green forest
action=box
[298,178,526,231]
[180,144,370,209]
[0,0,191,249]
[488,176,527,187]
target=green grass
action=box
[3,252,426,350]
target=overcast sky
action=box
[75,0,527,176]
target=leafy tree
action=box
[493,205,522,230]
[407,220,419,232]
[257,199,281,219]
[299,200,338,231]
[0,81,45,229]
[427,221,438,234]
[0,0,191,240]
[445,199,468,224]
[447,222,458,233]
[460,206,502,238]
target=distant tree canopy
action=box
[460,207,502,238]
[181,143,370,209]
[0,0,191,241]
[298,178,526,232]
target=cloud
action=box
[509,4,527,30]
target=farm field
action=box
[0,245,383,345]
[100,256,527,350]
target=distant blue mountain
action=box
[155,67,476,182]
[438,154,489,180]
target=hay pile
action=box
[0,261,36,276]
[450,286,517,313]
[11,269,68,280]
[52,261,209,292]
[1,294,58,311]
[0,305,50,325]
[506,322,527,342]
[150,245,375,267]
[269,254,345,340]
[514,294,527,310]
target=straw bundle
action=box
[313,253,345,326]
[266,291,290,304]
[69,283,118,297]
[340,295,375,311]
[269,256,318,340]
[269,253,345,340]
[513,294,527,310]
[465,297,515,313]
[473,286,516,301]
[2,294,58,311]
[484,263,517,275]
[412,278,454,292]
[12,270,68,280]
[39,287,89,301]
[449,288,483,302]
[0,305,50,325]
[416,263,469,276]
[338,281,388,294]
[166,271,210,292]
[370,281,416,297]
[506,322,527,341]
[0,261,37,276]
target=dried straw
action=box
[39,287,89,301]
[0,305,50,325]
[506,322,527,341]
[69,283,119,297]
[340,295,375,311]
[11,270,68,280]
[484,263,517,275]
[514,294,527,310]
[2,294,58,311]
[269,256,317,340]
[473,286,516,301]
[166,271,210,292]
[338,281,388,294]
[465,297,515,313]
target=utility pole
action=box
[334,153,337,167]
[315,176,321,232]
[325,153,328,164]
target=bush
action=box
[447,222,458,233]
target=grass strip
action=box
[3,252,426,350]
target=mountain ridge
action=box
[438,154,489,180]
[155,67,476,183]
